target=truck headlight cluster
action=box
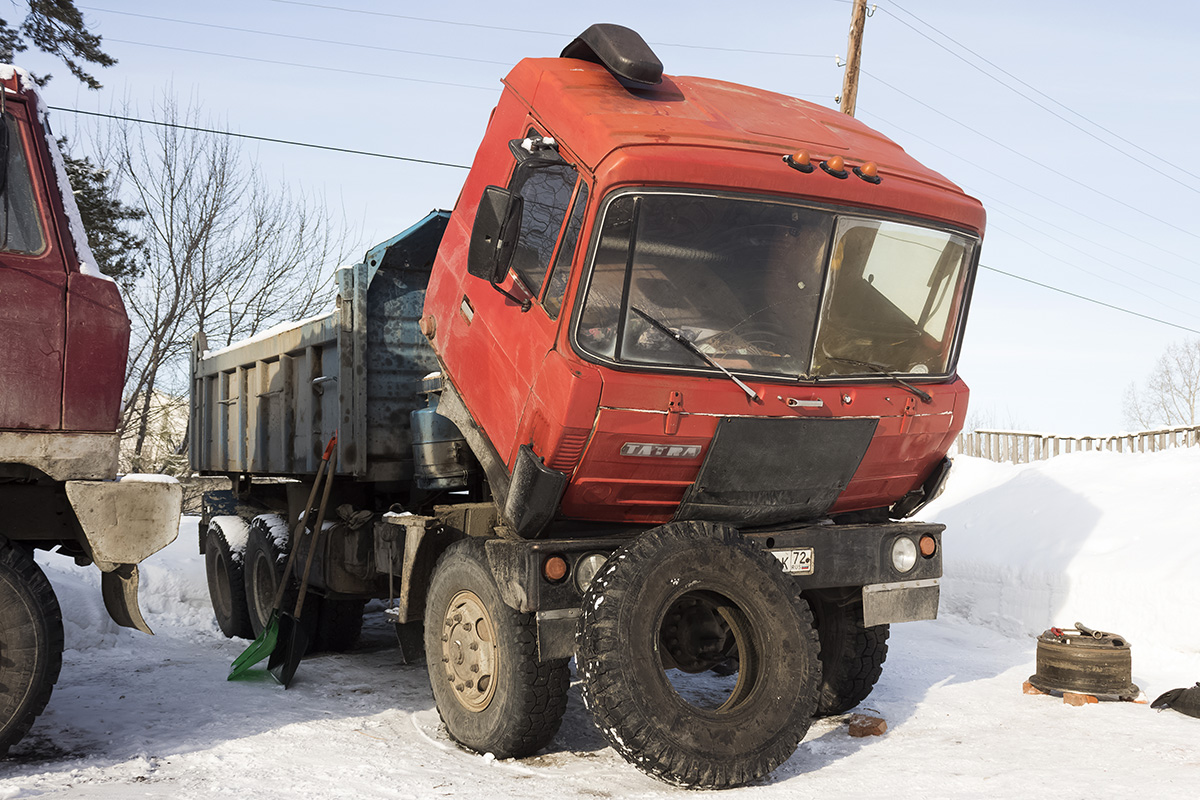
[575,553,609,592]
[891,537,918,573]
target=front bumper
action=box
[741,521,944,591]
[743,521,943,627]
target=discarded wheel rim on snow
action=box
[1028,623,1138,699]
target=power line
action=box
[860,109,1200,275]
[263,0,832,58]
[978,190,1200,290]
[980,264,1200,337]
[48,105,471,169]
[985,218,1200,323]
[880,1,1200,191]
[106,38,498,92]
[81,6,513,67]
[860,67,1200,243]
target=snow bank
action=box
[923,449,1200,655]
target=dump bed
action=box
[189,211,448,480]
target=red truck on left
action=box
[0,65,182,757]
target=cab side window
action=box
[0,112,47,256]
[542,181,588,319]
[508,160,577,297]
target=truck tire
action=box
[805,589,889,716]
[243,515,291,637]
[576,521,821,789]
[424,538,569,758]
[205,518,253,639]
[0,540,64,757]
[315,598,366,653]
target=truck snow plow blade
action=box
[65,476,182,631]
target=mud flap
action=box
[862,578,940,626]
[101,563,153,634]
[502,444,567,539]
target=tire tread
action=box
[0,540,64,757]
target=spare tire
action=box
[577,521,821,789]
[0,540,64,757]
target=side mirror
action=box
[468,186,523,284]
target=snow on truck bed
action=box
[4,452,1199,798]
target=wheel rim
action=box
[250,550,277,629]
[658,589,761,713]
[438,590,498,712]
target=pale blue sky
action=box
[20,0,1200,435]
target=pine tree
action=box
[57,136,144,284]
[0,1,115,89]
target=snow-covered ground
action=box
[3,451,1199,798]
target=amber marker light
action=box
[853,161,882,184]
[820,155,849,178]
[783,149,814,173]
[543,555,568,582]
[919,535,937,558]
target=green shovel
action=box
[228,435,337,680]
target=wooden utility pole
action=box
[840,0,868,116]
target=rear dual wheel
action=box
[243,514,364,652]
[204,517,252,639]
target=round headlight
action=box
[891,537,918,573]
[575,553,609,593]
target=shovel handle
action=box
[268,434,337,614]
[293,448,338,617]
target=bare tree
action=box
[100,95,353,471]
[1123,339,1200,430]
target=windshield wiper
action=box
[820,356,933,404]
[630,306,761,402]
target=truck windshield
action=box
[576,191,974,380]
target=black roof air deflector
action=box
[560,24,663,86]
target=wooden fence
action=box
[954,425,1200,464]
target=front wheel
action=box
[577,521,822,789]
[0,540,64,757]
[806,588,889,716]
[423,539,568,758]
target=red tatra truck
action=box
[193,26,983,788]
[0,66,182,757]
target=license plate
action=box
[771,547,814,575]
